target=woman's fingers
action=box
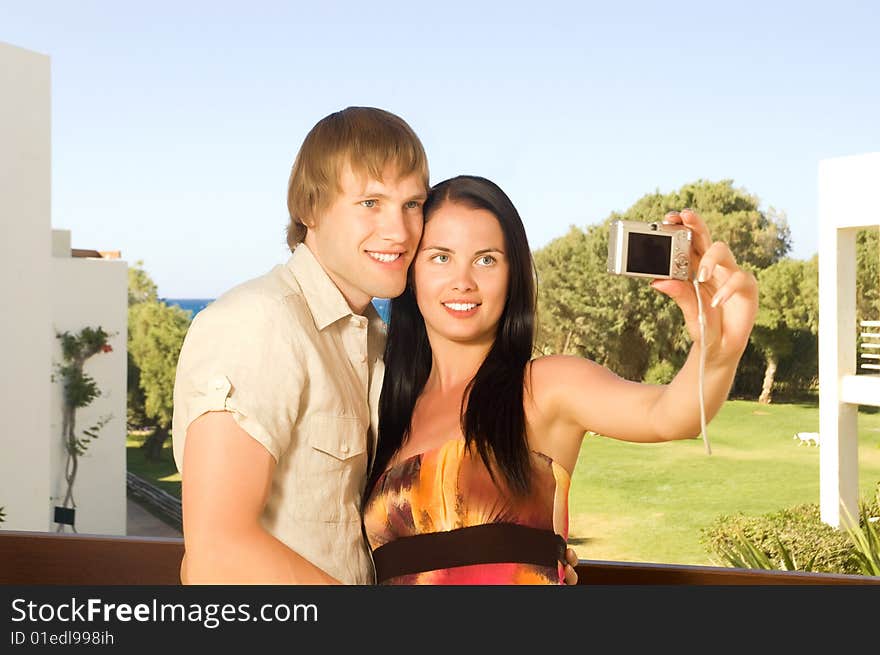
[665,208,712,255]
[697,241,739,285]
[708,268,758,309]
[563,547,579,585]
[650,278,713,326]
[655,208,756,322]
[679,209,713,254]
[663,210,683,224]
[664,209,712,284]
[649,216,758,360]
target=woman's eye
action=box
[361,199,377,208]
[476,255,496,266]
[431,254,449,264]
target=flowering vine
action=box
[53,326,115,532]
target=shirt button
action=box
[212,377,227,390]
[360,354,367,363]
[340,444,349,454]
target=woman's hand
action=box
[563,547,579,585]
[650,209,758,365]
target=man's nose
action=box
[378,206,411,242]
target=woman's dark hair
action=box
[369,175,537,495]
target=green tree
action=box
[621,179,791,270]
[127,261,157,430]
[857,228,880,322]
[856,228,880,377]
[534,227,593,356]
[751,257,818,403]
[535,180,791,382]
[129,300,191,461]
[126,351,148,430]
[535,224,664,380]
[128,260,158,306]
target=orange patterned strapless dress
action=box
[363,438,570,585]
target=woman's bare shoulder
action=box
[528,354,608,386]
[525,356,607,471]
[525,355,605,413]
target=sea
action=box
[162,297,392,322]
[161,298,214,319]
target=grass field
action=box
[569,400,880,566]
[127,400,880,566]
[126,432,180,498]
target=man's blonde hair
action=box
[286,107,429,250]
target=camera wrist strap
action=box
[693,278,711,455]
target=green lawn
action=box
[127,400,880,566]
[126,432,180,498]
[568,399,880,566]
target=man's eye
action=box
[404,200,422,210]
[431,254,449,264]
[361,199,377,208]
[476,255,496,266]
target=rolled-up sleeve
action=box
[171,291,305,473]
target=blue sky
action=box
[3,0,879,297]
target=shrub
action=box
[643,360,677,385]
[701,501,880,575]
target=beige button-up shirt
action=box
[172,244,386,584]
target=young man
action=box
[172,107,577,584]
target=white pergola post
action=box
[818,153,880,528]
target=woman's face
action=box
[412,201,509,346]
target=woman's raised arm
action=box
[531,208,758,447]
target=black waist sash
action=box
[372,523,566,583]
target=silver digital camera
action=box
[607,220,693,280]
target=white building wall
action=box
[50,253,128,536]
[1,42,128,535]
[0,43,53,532]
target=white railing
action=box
[862,320,880,372]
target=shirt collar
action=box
[364,299,383,332]
[287,243,375,331]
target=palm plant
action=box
[716,531,816,572]
[841,504,880,576]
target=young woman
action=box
[364,176,758,584]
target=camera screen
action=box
[626,232,671,275]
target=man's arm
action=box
[181,411,339,584]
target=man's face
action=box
[304,163,427,313]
